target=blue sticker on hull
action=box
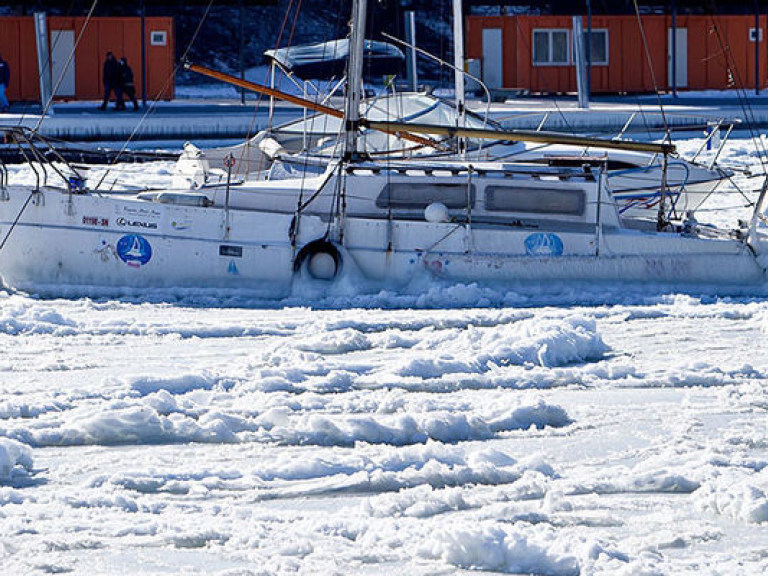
[524,233,563,257]
[116,234,152,267]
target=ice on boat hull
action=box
[0,189,321,296]
[0,183,764,296]
[340,218,765,286]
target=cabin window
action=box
[376,183,475,209]
[485,186,585,215]
[588,29,609,65]
[533,30,570,66]
[750,28,764,43]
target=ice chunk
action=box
[695,469,768,524]
[421,523,580,575]
[0,438,33,485]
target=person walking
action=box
[100,52,123,110]
[0,53,10,113]
[119,57,139,110]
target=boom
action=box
[185,62,675,156]
[184,62,441,150]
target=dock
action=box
[2,92,768,144]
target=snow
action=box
[422,523,582,575]
[1,136,768,574]
[695,468,768,524]
[2,291,768,574]
[0,438,34,484]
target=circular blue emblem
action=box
[524,233,564,257]
[116,234,152,266]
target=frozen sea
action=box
[2,136,768,575]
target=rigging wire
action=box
[244,0,299,175]
[510,16,575,136]
[329,0,359,240]
[705,5,768,176]
[12,0,86,130]
[701,1,768,231]
[631,0,671,144]
[35,0,100,131]
[288,0,347,248]
[93,0,217,189]
[506,14,660,154]
[0,191,35,254]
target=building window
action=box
[750,28,763,43]
[533,29,570,66]
[587,29,609,65]
[150,30,167,46]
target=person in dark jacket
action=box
[0,53,10,113]
[100,52,123,110]
[119,57,139,110]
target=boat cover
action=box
[264,39,404,79]
[275,93,496,154]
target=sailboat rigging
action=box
[182,5,734,226]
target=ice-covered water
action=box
[2,294,768,575]
[1,137,768,574]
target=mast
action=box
[344,0,367,160]
[405,11,418,92]
[452,0,466,158]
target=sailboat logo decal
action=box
[116,234,153,267]
[524,233,564,257]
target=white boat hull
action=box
[0,189,324,296]
[0,186,764,296]
[341,217,764,285]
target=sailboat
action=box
[176,0,737,227]
[181,63,733,226]
[176,84,733,226]
[0,0,767,296]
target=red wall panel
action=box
[466,14,768,94]
[0,16,174,103]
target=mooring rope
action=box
[0,191,35,254]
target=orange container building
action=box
[0,15,174,102]
[466,14,768,94]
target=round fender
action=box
[294,241,342,281]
